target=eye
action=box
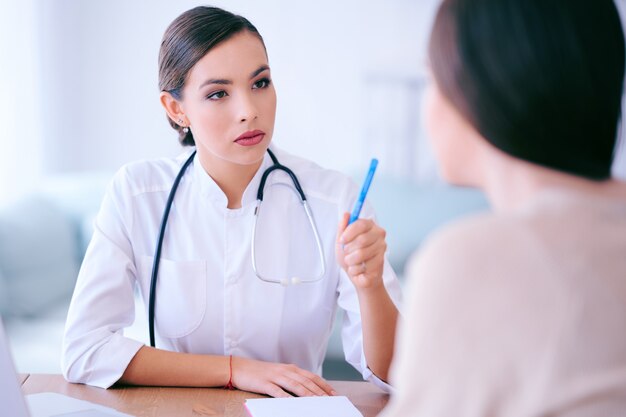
[207,90,228,100]
[252,78,271,89]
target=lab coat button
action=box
[230,340,238,348]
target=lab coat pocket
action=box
[138,255,207,339]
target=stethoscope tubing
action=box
[148,150,197,348]
[148,148,324,348]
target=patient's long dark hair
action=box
[158,6,265,146]
[429,0,625,180]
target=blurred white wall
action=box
[0,0,44,200]
[0,0,625,201]
[614,0,626,179]
[0,0,440,202]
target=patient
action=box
[381,0,626,416]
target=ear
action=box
[160,91,188,127]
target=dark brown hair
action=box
[158,6,265,146]
[429,0,625,180]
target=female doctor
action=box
[62,6,401,397]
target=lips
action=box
[235,130,265,146]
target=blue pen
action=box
[348,158,378,225]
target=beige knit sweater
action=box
[381,189,626,417]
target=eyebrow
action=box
[198,65,270,90]
[251,65,270,78]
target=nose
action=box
[238,92,258,123]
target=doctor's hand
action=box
[231,357,336,398]
[336,212,387,290]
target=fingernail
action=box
[331,390,338,396]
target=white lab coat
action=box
[62,146,402,390]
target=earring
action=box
[177,118,189,133]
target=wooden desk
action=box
[22,374,389,417]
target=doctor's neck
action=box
[197,151,263,209]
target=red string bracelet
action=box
[224,354,235,390]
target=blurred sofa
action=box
[0,171,488,378]
[0,173,112,374]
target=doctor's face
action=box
[179,31,276,170]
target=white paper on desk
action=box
[245,395,364,417]
[26,392,133,417]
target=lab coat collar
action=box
[241,149,274,207]
[191,147,275,209]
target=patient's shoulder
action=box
[416,211,532,267]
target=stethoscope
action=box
[148,148,326,347]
